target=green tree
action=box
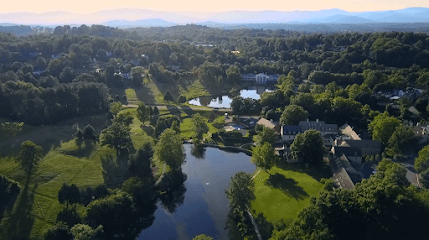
[270,159,427,240]
[153,106,159,115]
[226,65,241,83]
[368,112,401,145]
[154,128,185,171]
[109,102,122,116]
[136,102,150,126]
[0,122,23,138]
[251,142,277,174]
[193,234,214,240]
[191,113,209,144]
[164,90,174,103]
[113,112,133,126]
[70,224,103,240]
[58,183,80,208]
[43,222,72,240]
[280,105,308,125]
[386,125,416,158]
[128,143,154,182]
[225,171,255,213]
[415,145,429,173]
[289,130,324,163]
[253,125,277,146]
[85,192,139,238]
[100,123,133,155]
[15,140,43,176]
[83,124,96,140]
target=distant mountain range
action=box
[1,7,429,27]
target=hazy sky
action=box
[1,0,428,13]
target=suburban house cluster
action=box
[277,120,382,189]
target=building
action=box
[413,125,429,144]
[339,123,361,140]
[332,146,362,165]
[341,139,381,156]
[241,73,279,84]
[256,118,280,132]
[299,119,338,136]
[281,125,301,142]
[241,74,257,81]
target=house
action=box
[256,118,280,133]
[231,50,240,54]
[341,139,381,156]
[299,119,338,136]
[330,154,356,189]
[335,154,361,183]
[241,74,256,81]
[332,146,362,165]
[413,125,429,144]
[281,125,301,142]
[339,123,361,140]
[256,73,279,84]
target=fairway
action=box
[251,162,331,223]
[0,110,155,239]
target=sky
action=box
[0,0,428,13]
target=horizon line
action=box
[0,6,427,14]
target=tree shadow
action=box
[0,113,109,157]
[134,85,156,105]
[180,106,194,117]
[276,161,331,182]
[266,173,309,200]
[0,181,35,240]
[101,154,129,189]
[166,105,182,118]
[0,181,21,222]
[253,212,274,240]
[63,139,95,158]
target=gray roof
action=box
[333,146,362,158]
[299,121,338,133]
[282,125,301,135]
[345,140,381,149]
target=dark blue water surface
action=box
[137,144,256,240]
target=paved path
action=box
[247,206,263,240]
[252,169,261,180]
[154,163,167,186]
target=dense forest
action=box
[1,24,429,240]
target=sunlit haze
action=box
[1,0,428,13]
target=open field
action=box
[251,162,331,225]
[0,109,156,239]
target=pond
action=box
[137,144,256,240]
[188,86,273,108]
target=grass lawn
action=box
[179,80,210,100]
[251,162,331,225]
[0,109,157,239]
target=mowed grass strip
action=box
[251,162,330,223]
[0,109,158,239]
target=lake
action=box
[137,144,256,240]
[188,86,273,108]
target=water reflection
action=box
[188,87,274,108]
[137,145,256,240]
[158,171,187,214]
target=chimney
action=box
[316,119,319,122]
[307,119,309,123]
